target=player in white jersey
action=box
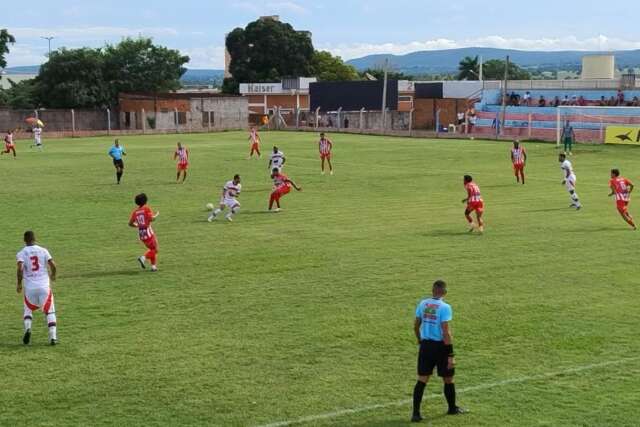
[16,231,58,345]
[32,126,43,150]
[268,146,286,172]
[208,174,242,222]
[559,153,581,210]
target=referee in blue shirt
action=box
[412,280,465,422]
[108,139,126,184]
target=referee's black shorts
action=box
[113,159,124,168]
[417,340,455,377]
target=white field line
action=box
[256,357,640,427]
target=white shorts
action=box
[220,197,240,209]
[565,175,576,192]
[35,137,42,145]
[24,287,55,317]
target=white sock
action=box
[48,326,57,341]
[213,208,222,215]
[24,318,32,331]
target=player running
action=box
[173,142,189,183]
[268,146,286,172]
[129,193,160,272]
[248,127,261,159]
[319,132,334,175]
[208,175,242,222]
[32,125,43,150]
[608,169,636,229]
[108,139,126,184]
[269,168,302,212]
[462,175,484,233]
[16,231,58,345]
[511,140,527,184]
[2,129,16,158]
[559,153,581,210]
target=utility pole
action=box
[41,36,54,57]
[479,55,483,81]
[381,58,389,130]
[500,55,510,137]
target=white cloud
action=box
[318,35,640,60]
[180,45,226,69]
[232,1,309,15]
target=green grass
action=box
[1,131,639,427]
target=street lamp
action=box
[41,36,54,57]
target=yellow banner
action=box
[605,126,640,145]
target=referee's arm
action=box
[442,321,455,369]
[414,318,421,344]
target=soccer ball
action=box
[206,203,214,211]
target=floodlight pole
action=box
[381,58,389,130]
[41,36,54,56]
[500,55,510,137]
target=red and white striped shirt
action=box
[223,181,241,199]
[250,130,260,144]
[4,133,13,145]
[175,147,189,165]
[610,177,633,202]
[465,182,483,203]
[130,206,155,241]
[319,138,332,155]
[511,147,526,165]
[273,173,290,189]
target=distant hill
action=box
[181,69,224,86]
[346,47,640,75]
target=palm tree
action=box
[457,56,479,81]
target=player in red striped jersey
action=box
[173,142,189,183]
[269,168,302,212]
[318,132,333,175]
[128,193,160,272]
[462,175,484,233]
[248,127,261,159]
[608,169,636,230]
[510,140,527,184]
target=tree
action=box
[103,37,189,98]
[0,78,40,109]
[37,48,110,108]
[0,29,16,73]
[224,18,315,93]
[35,38,189,108]
[360,68,414,81]
[482,59,531,80]
[311,51,359,81]
[457,56,479,80]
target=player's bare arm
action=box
[609,184,616,197]
[286,179,302,191]
[442,321,455,369]
[16,261,23,293]
[629,182,634,194]
[414,317,422,344]
[48,259,57,282]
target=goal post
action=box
[556,105,640,146]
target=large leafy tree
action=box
[36,38,188,108]
[38,48,110,108]
[311,51,359,81]
[103,37,189,97]
[0,29,16,81]
[223,18,315,93]
[457,56,479,80]
[1,78,41,109]
[483,59,531,80]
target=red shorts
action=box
[5,143,14,150]
[251,143,260,151]
[320,153,331,160]
[177,162,188,171]
[142,236,158,251]
[513,163,524,172]
[467,201,484,214]
[276,185,291,197]
[616,200,629,214]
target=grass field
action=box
[1,131,639,427]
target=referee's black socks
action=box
[444,383,456,411]
[412,381,426,416]
[117,171,123,183]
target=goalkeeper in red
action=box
[608,169,636,230]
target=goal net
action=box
[556,106,640,146]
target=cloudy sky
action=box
[2,0,640,69]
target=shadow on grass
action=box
[420,230,477,238]
[563,226,629,233]
[337,413,448,427]
[0,342,59,352]
[523,207,569,213]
